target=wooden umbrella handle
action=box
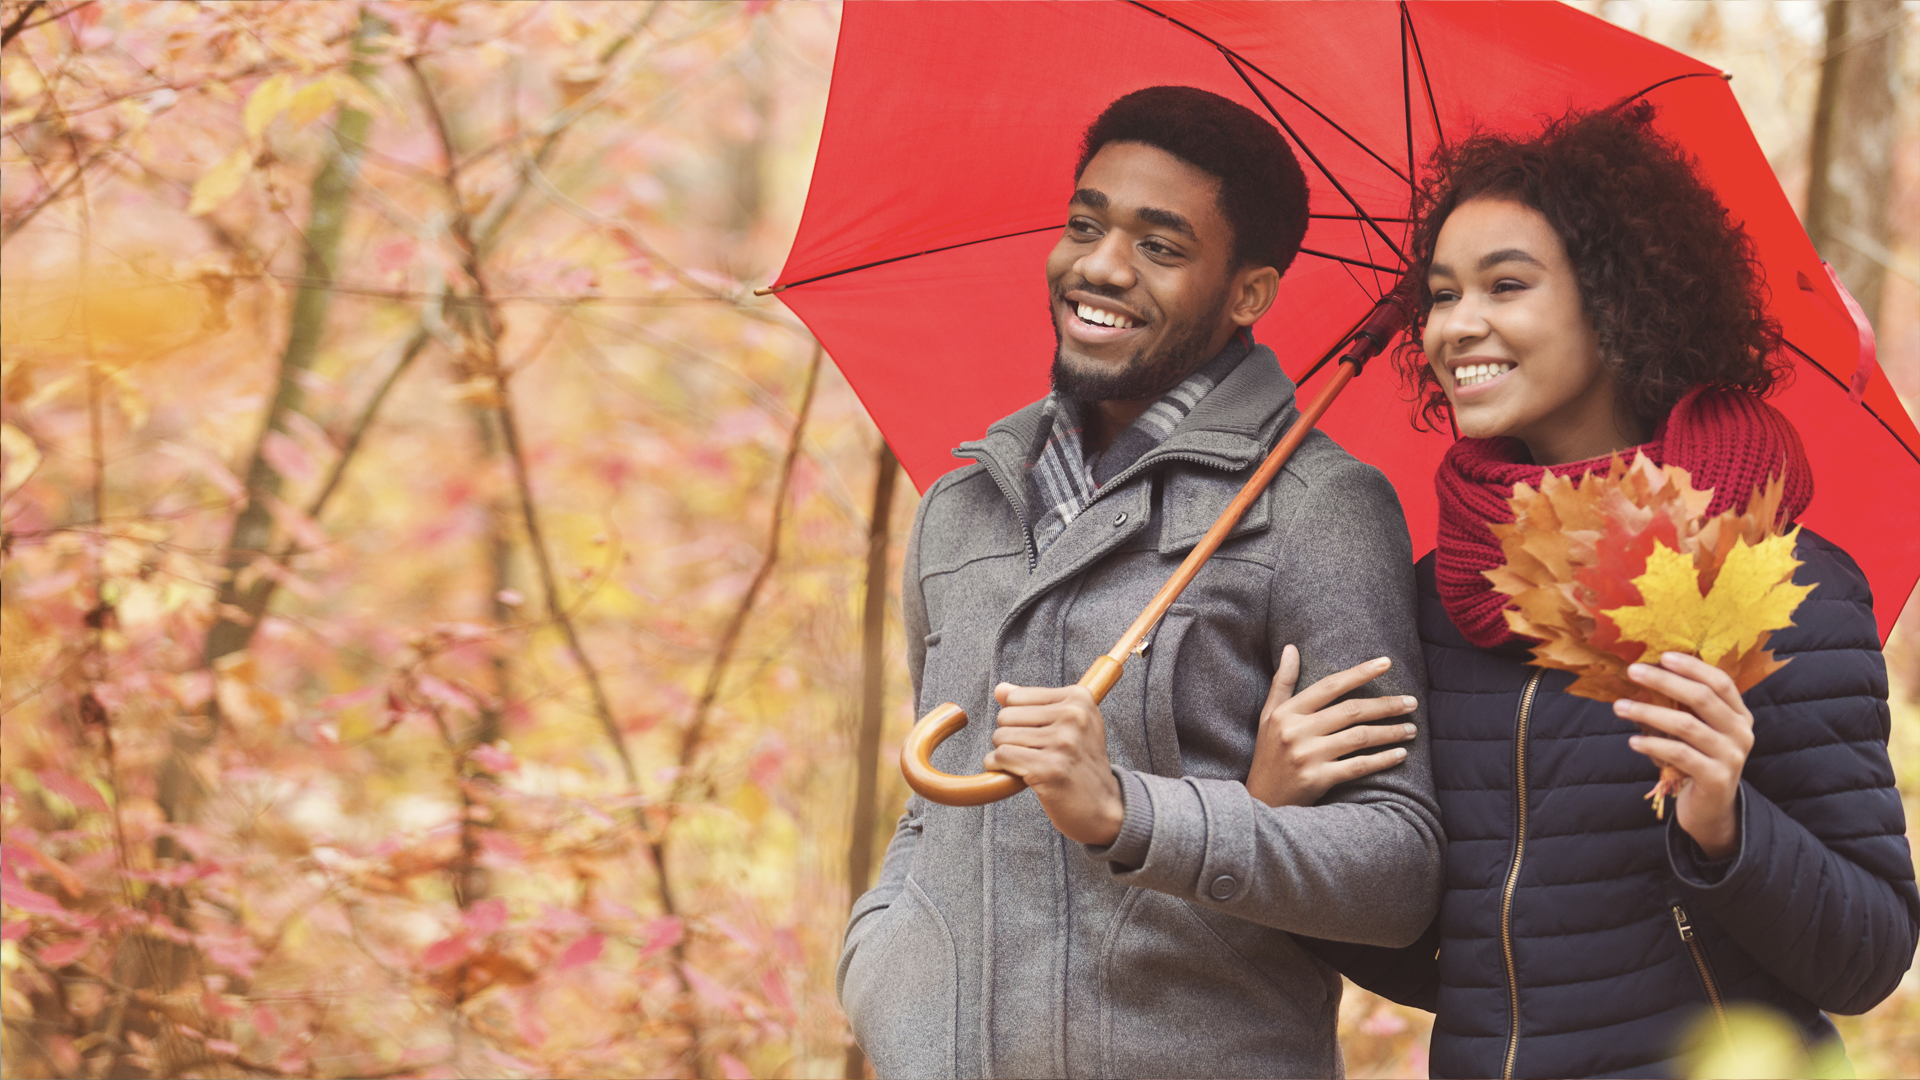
[898,657,1125,806]
[900,289,1410,807]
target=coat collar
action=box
[953,343,1300,501]
[950,346,1303,631]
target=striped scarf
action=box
[1027,331,1252,555]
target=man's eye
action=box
[1067,219,1099,237]
[1141,239,1176,258]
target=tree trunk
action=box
[1805,0,1906,325]
[161,12,378,828]
[843,440,898,1080]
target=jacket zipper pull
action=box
[1670,903,1695,941]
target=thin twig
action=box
[408,56,637,792]
[1,0,47,48]
[644,343,821,1078]
[652,343,823,872]
[491,312,639,787]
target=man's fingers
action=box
[981,744,1042,777]
[1287,656,1393,715]
[1262,644,1302,715]
[990,725,1052,750]
[995,682,1077,707]
[1320,746,1410,790]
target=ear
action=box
[1228,264,1281,327]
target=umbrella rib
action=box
[1300,248,1403,276]
[1614,70,1727,108]
[1400,2,1417,188]
[1218,51,1410,266]
[763,224,1062,294]
[1403,3,1444,148]
[1123,0,1412,188]
[1781,339,1920,467]
[1293,305,1381,389]
[1313,213,1411,223]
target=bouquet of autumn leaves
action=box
[1486,454,1813,817]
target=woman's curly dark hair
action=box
[1394,101,1789,432]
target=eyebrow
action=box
[1069,188,1198,241]
[1428,248,1546,278]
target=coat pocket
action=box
[1099,888,1335,1078]
[1139,605,1199,777]
[841,878,958,1079]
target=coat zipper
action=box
[1670,902,1732,1042]
[1500,670,1544,1080]
[967,450,1039,570]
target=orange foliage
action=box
[1489,454,1811,815]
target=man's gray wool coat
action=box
[837,347,1444,1079]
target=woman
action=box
[1247,104,1917,1078]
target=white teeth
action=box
[1075,302,1136,329]
[1454,362,1514,388]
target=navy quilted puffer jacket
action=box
[1312,528,1918,1079]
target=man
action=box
[837,86,1441,1079]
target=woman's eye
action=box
[1429,288,1459,304]
[1491,279,1527,294]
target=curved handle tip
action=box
[900,702,1026,807]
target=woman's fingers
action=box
[1658,651,1749,723]
[1287,656,1393,716]
[1303,693,1419,739]
[1626,660,1751,739]
[1614,698,1722,753]
[1318,746,1411,789]
[1261,644,1302,717]
[1333,720,1419,756]
[1627,732,1720,782]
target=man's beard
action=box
[1049,285,1229,403]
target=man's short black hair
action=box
[1075,86,1310,275]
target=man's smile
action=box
[1060,291,1147,345]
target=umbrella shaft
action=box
[1081,360,1360,701]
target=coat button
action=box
[1113,511,1128,526]
[1209,874,1237,900]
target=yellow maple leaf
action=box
[1604,532,1812,667]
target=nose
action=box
[1075,230,1136,291]
[1432,290,1490,352]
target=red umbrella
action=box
[766,2,1920,801]
[768,0,1919,640]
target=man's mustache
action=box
[1053,277,1128,303]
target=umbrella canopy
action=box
[770,0,1920,639]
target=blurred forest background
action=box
[0,2,1914,1078]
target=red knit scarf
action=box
[1434,387,1815,648]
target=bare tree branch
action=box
[1,1,48,49]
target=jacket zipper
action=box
[1500,670,1544,1080]
[1670,902,1732,1042]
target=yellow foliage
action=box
[189,148,252,216]
[1606,536,1812,667]
[243,72,296,140]
[287,75,342,128]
